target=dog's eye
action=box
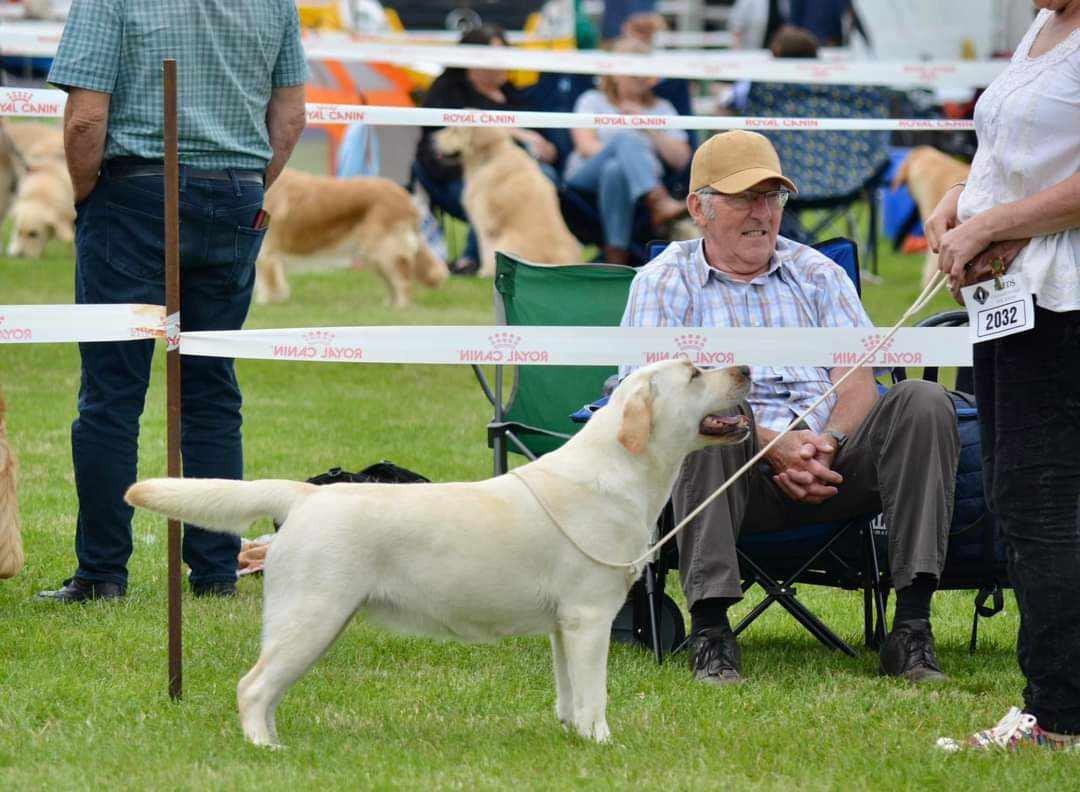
[27,230,39,238]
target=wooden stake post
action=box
[163,59,183,700]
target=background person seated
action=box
[564,37,692,265]
[412,25,558,275]
[620,131,960,687]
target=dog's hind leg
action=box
[254,252,289,304]
[365,234,413,308]
[549,630,574,727]
[237,596,358,746]
[558,608,612,742]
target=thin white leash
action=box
[510,271,950,572]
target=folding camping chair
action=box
[471,251,686,660]
[648,241,1004,657]
[645,237,889,658]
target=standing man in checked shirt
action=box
[620,131,960,685]
[38,1,308,602]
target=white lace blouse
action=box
[957,9,1080,313]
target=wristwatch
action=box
[824,429,848,452]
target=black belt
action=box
[106,159,264,184]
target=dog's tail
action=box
[414,238,449,289]
[125,478,316,535]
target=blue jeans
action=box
[974,304,1080,733]
[71,160,265,588]
[565,132,663,248]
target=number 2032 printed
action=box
[976,299,1026,338]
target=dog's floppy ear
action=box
[617,378,653,455]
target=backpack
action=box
[304,461,430,487]
[271,461,430,531]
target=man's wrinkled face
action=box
[688,178,786,275]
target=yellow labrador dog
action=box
[891,146,971,285]
[125,359,751,747]
[254,168,447,308]
[434,126,582,274]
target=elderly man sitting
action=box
[620,131,960,685]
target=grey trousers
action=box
[672,379,960,608]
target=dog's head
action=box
[433,126,511,161]
[6,197,72,259]
[611,358,751,456]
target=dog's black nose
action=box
[737,365,751,378]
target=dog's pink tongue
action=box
[700,414,749,435]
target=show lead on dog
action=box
[621,130,961,686]
[929,0,1080,753]
[38,0,308,603]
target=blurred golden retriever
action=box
[1,120,67,255]
[892,146,971,285]
[434,126,582,274]
[255,169,448,308]
[5,155,75,259]
[0,386,24,579]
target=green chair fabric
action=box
[484,252,637,461]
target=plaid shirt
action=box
[620,236,879,433]
[48,0,308,170]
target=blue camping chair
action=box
[600,240,1002,660]
[575,238,878,659]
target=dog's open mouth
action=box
[699,413,751,438]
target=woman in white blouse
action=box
[927,0,1080,753]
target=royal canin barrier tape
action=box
[0,21,734,52]
[0,26,1005,89]
[0,304,164,344]
[0,88,976,132]
[0,310,972,367]
[178,325,972,368]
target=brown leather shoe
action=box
[37,577,125,602]
[688,626,743,685]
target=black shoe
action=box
[879,619,948,683]
[191,578,237,598]
[688,626,742,685]
[37,577,125,602]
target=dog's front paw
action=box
[574,719,611,743]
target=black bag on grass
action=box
[273,461,430,530]
[305,461,430,487]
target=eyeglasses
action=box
[698,187,790,212]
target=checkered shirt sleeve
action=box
[273,4,309,87]
[47,0,123,93]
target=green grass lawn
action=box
[0,207,1068,790]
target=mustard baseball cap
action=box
[689,130,798,194]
